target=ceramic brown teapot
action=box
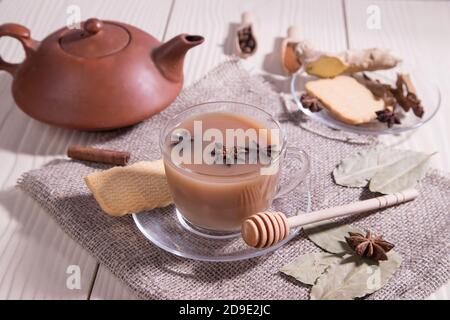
[0,18,204,130]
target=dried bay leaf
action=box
[303,221,364,254]
[310,251,402,300]
[280,252,344,285]
[283,221,402,299]
[333,147,434,193]
[333,148,386,187]
[369,152,435,194]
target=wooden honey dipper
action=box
[241,189,419,248]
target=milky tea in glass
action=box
[162,109,282,233]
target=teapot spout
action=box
[152,34,204,83]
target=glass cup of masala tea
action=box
[160,101,310,238]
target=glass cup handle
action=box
[275,147,310,199]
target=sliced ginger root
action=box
[296,40,401,78]
[306,55,348,78]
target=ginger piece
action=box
[307,56,348,78]
[295,41,401,78]
[343,48,401,74]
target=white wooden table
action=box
[0,0,449,300]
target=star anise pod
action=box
[300,93,323,112]
[247,141,279,156]
[246,141,280,164]
[375,109,401,128]
[211,143,247,166]
[345,231,395,262]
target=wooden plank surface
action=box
[345,0,450,299]
[0,0,172,299]
[1,0,448,300]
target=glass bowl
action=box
[290,71,441,135]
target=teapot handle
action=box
[0,23,38,75]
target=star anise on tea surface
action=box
[211,143,247,165]
[247,141,280,164]
[345,231,395,262]
[300,93,323,112]
[375,108,401,128]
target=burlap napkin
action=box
[18,60,450,300]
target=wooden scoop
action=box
[235,12,258,58]
[241,189,419,248]
[281,26,302,74]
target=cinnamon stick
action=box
[398,73,417,95]
[67,145,130,166]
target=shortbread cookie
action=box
[85,159,173,216]
[305,75,385,125]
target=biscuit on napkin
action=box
[84,160,173,216]
[305,75,385,125]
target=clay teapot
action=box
[0,18,204,130]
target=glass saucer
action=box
[290,71,441,135]
[133,186,311,262]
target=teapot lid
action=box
[60,18,130,58]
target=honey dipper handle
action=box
[287,189,419,228]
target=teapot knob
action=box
[84,18,103,35]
